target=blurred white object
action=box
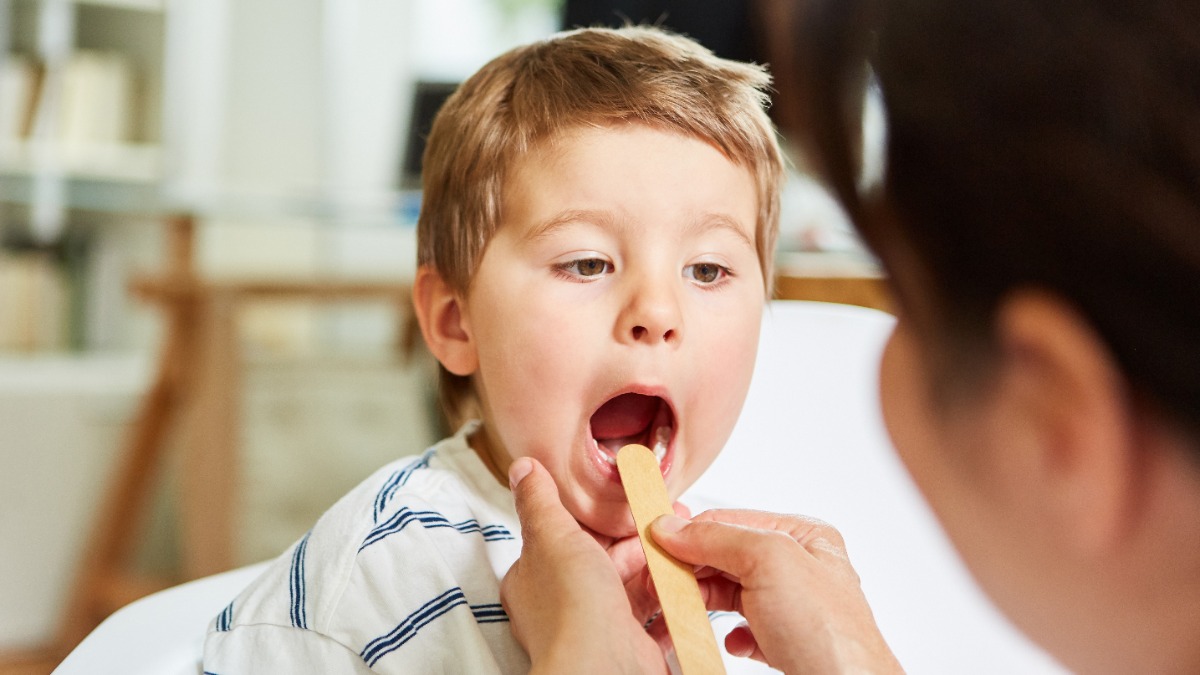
[55,301,1066,674]
[55,562,268,675]
[776,170,864,253]
[58,51,135,149]
[0,354,149,652]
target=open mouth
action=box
[589,393,675,466]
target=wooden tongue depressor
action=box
[617,443,726,675]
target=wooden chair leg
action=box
[54,298,196,656]
[179,292,240,579]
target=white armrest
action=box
[55,563,269,675]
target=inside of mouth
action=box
[589,393,674,457]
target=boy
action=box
[204,25,782,673]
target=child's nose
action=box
[631,324,675,342]
[619,281,682,345]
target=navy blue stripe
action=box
[361,587,467,666]
[372,473,402,524]
[373,449,435,522]
[216,600,234,632]
[478,527,514,541]
[289,531,311,629]
[359,507,514,552]
[471,603,509,624]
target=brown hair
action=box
[418,25,784,427]
[790,0,1200,438]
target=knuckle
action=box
[796,516,847,549]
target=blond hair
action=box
[417,25,784,426]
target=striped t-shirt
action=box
[203,420,530,673]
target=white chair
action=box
[690,301,1065,674]
[54,563,267,675]
[55,301,1065,674]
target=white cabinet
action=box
[0,353,149,652]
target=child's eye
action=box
[556,258,613,278]
[685,262,729,284]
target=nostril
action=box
[632,326,647,340]
[662,328,675,342]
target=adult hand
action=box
[651,509,904,674]
[500,457,667,674]
[590,496,693,640]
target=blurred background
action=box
[0,1,882,671]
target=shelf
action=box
[0,351,149,396]
[0,174,166,215]
[9,0,164,12]
[0,140,161,184]
[775,250,883,278]
[0,140,165,213]
[15,0,167,12]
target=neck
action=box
[1061,439,1200,674]
[467,422,511,488]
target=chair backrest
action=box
[54,562,268,675]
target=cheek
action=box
[474,317,588,421]
[700,303,761,398]
[879,325,945,497]
[471,284,583,368]
[677,305,762,475]
[879,325,996,554]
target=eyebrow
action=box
[687,213,756,251]
[523,208,755,250]
[523,209,616,242]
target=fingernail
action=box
[508,457,533,489]
[653,514,689,534]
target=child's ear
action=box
[992,291,1137,555]
[412,265,478,376]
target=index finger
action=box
[651,509,851,576]
[692,509,842,546]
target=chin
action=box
[575,506,638,540]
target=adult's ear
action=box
[412,265,478,376]
[992,291,1136,555]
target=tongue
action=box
[591,393,660,440]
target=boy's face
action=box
[462,123,764,538]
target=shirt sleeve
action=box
[202,438,524,674]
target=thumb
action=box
[508,457,576,540]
